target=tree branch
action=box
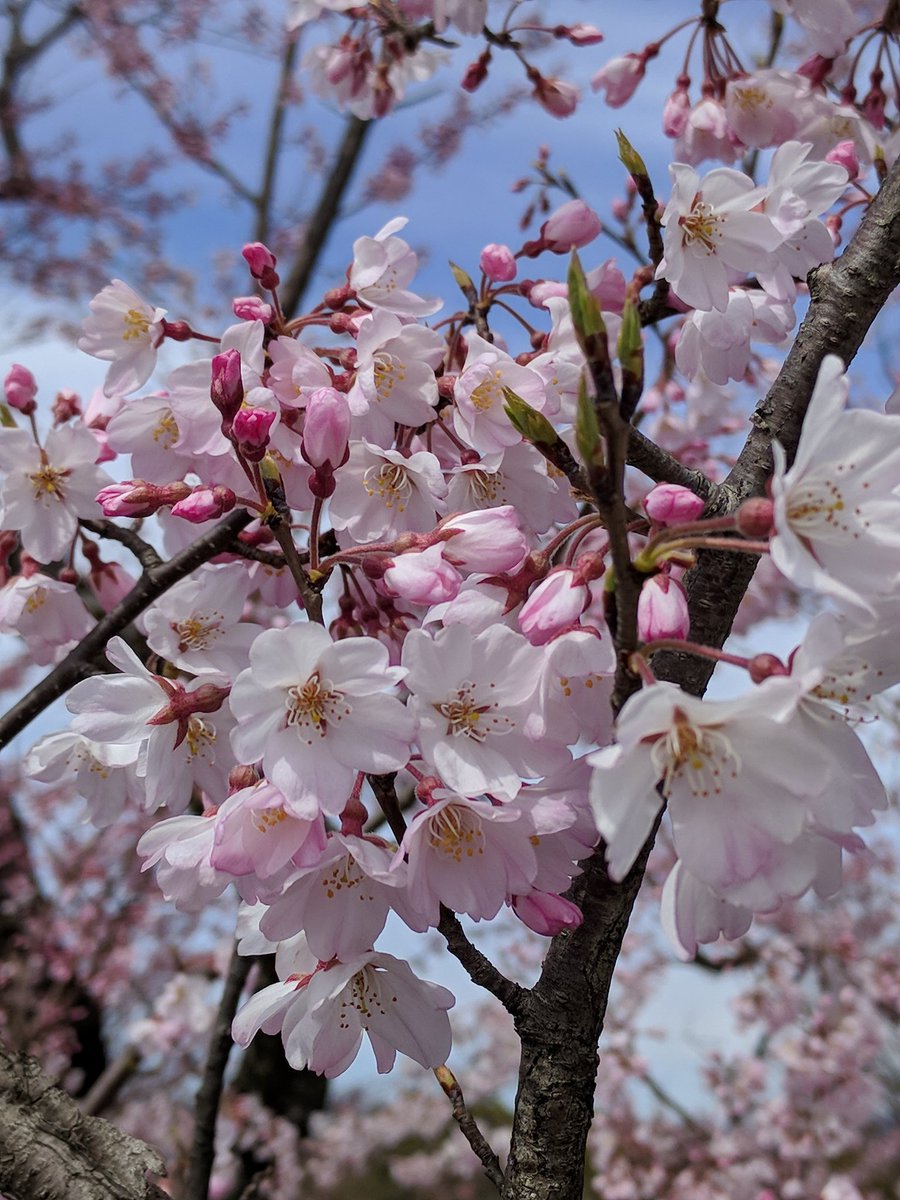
[183,945,253,1200]
[279,114,372,317]
[0,509,252,752]
[0,1037,166,1200]
[79,518,163,571]
[438,908,527,1016]
[434,1064,505,1192]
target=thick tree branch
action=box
[279,114,372,317]
[0,1037,166,1200]
[0,509,252,751]
[499,154,900,1200]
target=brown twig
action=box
[434,1065,505,1192]
[78,518,163,571]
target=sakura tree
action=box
[0,2,899,1199]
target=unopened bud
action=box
[4,364,37,415]
[170,485,237,523]
[210,349,244,430]
[242,242,280,289]
[232,407,277,462]
[232,296,274,323]
[748,652,789,684]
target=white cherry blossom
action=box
[0,425,111,563]
[770,355,900,615]
[657,164,783,312]
[77,278,167,396]
[229,625,415,816]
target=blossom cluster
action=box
[3,2,899,1088]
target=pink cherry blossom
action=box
[541,199,602,252]
[232,951,454,1077]
[0,572,93,665]
[229,624,414,816]
[350,217,442,317]
[644,483,706,525]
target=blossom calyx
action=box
[147,680,231,749]
[736,497,774,538]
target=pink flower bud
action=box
[438,507,529,573]
[382,545,461,605]
[242,242,280,289]
[52,389,81,424]
[480,243,517,283]
[97,480,189,518]
[519,569,589,645]
[644,483,706,526]
[556,23,604,47]
[512,891,584,936]
[461,48,491,93]
[826,140,858,179]
[232,295,275,323]
[591,53,645,107]
[210,349,244,430]
[170,485,237,523]
[637,574,690,642]
[231,407,277,462]
[301,388,350,471]
[663,86,691,137]
[541,199,601,252]
[4,364,37,415]
[530,74,579,118]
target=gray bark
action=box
[0,1039,166,1200]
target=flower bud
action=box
[461,48,491,92]
[530,73,579,118]
[210,349,244,431]
[231,407,277,462]
[100,481,192,517]
[242,241,280,289]
[637,574,689,642]
[644,483,706,526]
[4,364,37,415]
[480,243,517,282]
[301,388,350,471]
[437,507,529,573]
[556,23,604,47]
[232,295,275,323]
[382,545,461,605]
[541,199,601,252]
[591,53,645,106]
[519,569,589,645]
[512,891,584,936]
[170,485,237,523]
[826,140,858,179]
[748,653,789,684]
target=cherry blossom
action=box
[657,164,783,312]
[770,355,900,614]
[349,218,442,317]
[77,279,167,396]
[0,425,111,563]
[232,951,454,1077]
[229,625,415,816]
